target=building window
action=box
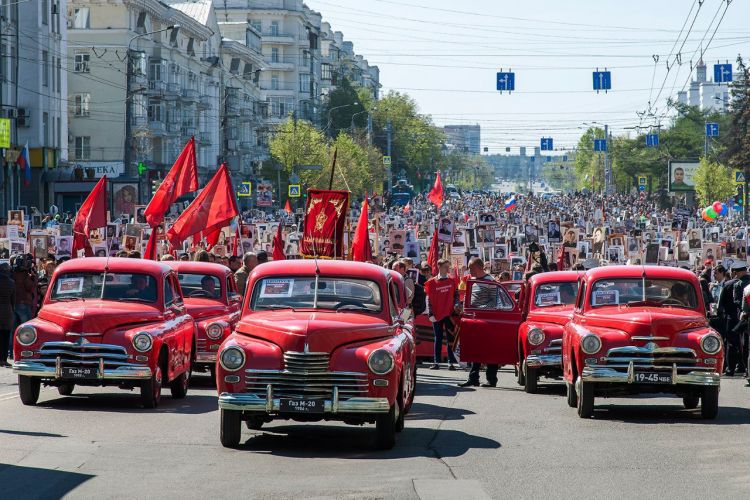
[42,51,49,86]
[43,112,49,145]
[74,51,90,73]
[149,61,163,81]
[322,63,331,81]
[299,73,310,93]
[42,0,48,25]
[270,21,279,36]
[249,19,261,32]
[75,136,91,160]
[230,58,240,74]
[73,7,89,29]
[73,93,90,116]
[148,102,164,122]
[271,48,279,63]
[271,75,279,90]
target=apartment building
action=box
[676,58,732,113]
[444,125,481,155]
[320,22,379,100]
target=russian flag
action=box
[17,142,31,187]
[504,195,517,212]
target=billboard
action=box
[668,161,699,192]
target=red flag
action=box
[205,226,222,249]
[232,220,241,257]
[300,189,350,258]
[284,199,292,214]
[427,228,440,275]
[144,137,199,259]
[71,176,108,258]
[272,223,286,261]
[427,171,443,208]
[351,198,372,262]
[166,164,239,249]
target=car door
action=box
[458,279,523,365]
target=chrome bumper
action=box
[581,365,721,387]
[195,352,217,364]
[525,354,562,369]
[13,360,152,380]
[218,389,390,414]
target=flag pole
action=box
[328,147,338,190]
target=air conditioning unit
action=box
[17,108,30,127]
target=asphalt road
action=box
[2,365,750,500]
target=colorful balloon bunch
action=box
[701,201,728,221]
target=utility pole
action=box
[604,123,611,194]
[386,119,392,194]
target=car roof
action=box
[163,261,232,277]
[585,265,698,282]
[249,260,390,282]
[529,271,583,286]
[54,257,171,276]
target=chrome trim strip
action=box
[597,363,713,372]
[13,361,152,380]
[672,363,677,385]
[631,336,670,341]
[218,393,391,413]
[98,358,104,380]
[55,356,61,379]
[627,361,634,384]
[525,354,562,368]
[265,384,273,413]
[332,386,339,414]
[607,346,696,356]
[581,366,720,386]
[603,356,697,364]
[41,342,127,351]
[195,352,217,363]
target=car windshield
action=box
[590,278,698,309]
[250,276,382,313]
[177,273,222,299]
[50,272,158,303]
[534,282,579,307]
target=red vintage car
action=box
[165,261,242,380]
[12,258,195,408]
[517,272,580,393]
[216,260,416,449]
[562,266,723,419]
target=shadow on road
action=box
[35,393,217,415]
[0,429,66,438]
[237,425,500,458]
[591,404,750,425]
[406,401,475,421]
[0,464,93,498]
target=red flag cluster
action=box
[71,176,108,258]
[351,197,372,263]
[427,171,443,208]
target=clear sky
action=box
[305,0,750,152]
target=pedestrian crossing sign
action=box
[237,181,252,197]
[638,176,647,186]
[288,184,301,198]
[735,171,745,184]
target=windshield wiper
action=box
[258,304,296,311]
[119,297,153,303]
[336,305,372,312]
[54,296,84,302]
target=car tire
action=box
[516,360,525,387]
[246,417,264,430]
[524,367,538,394]
[220,409,242,447]
[566,381,577,408]
[140,364,162,409]
[209,364,217,386]
[57,383,74,396]
[170,370,189,399]
[577,379,594,418]
[683,395,699,410]
[18,376,40,406]
[375,404,397,450]
[701,386,719,419]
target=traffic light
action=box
[735,185,744,206]
[151,178,163,196]
[138,162,147,175]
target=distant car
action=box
[13,258,195,408]
[216,260,416,449]
[517,272,581,393]
[562,266,723,419]
[165,261,242,381]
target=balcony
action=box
[166,121,181,136]
[147,80,166,96]
[181,88,199,103]
[199,131,212,145]
[181,126,198,138]
[239,107,254,122]
[198,94,212,110]
[130,72,147,88]
[266,56,296,71]
[131,115,148,128]
[164,83,180,100]
[149,121,166,135]
[239,141,254,152]
[260,83,297,94]
[261,31,296,45]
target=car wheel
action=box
[701,386,719,419]
[395,388,406,433]
[576,378,594,418]
[18,376,40,406]
[375,404,397,450]
[170,370,189,399]
[209,364,217,386]
[683,395,699,410]
[516,356,525,386]
[566,381,577,408]
[220,409,242,447]
[140,364,162,409]
[57,383,74,396]
[246,417,264,430]
[524,367,538,394]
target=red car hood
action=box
[527,305,573,326]
[39,300,163,336]
[584,307,707,339]
[184,298,227,320]
[236,310,392,352]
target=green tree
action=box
[322,78,366,138]
[723,56,750,174]
[693,158,735,206]
[268,117,328,177]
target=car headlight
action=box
[528,328,545,346]
[580,334,602,355]
[132,332,153,352]
[16,325,37,346]
[220,347,245,371]
[368,349,394,375]
[206,322,224,340]
[701,333,722,355]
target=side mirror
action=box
[398,308,413,324]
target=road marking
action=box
[0,392,18,402]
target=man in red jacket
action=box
[425,258,460,370]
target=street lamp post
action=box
[325,102,359,135]
[350,109,369,133]
[124,25,178,200]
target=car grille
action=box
[601,346,712,372]
[245,351,368,400]
[545,339,562,355]
[36,341,135,369]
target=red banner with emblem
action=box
[300,189,350,258]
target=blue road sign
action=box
[645,133,659,147]
[714,63,733,83]
[706,123,719,137]
[540,137,553,151]
[496,71,515,92]
[593,139,607,152]
[562,155,568,162]
[736,171,745,183]
[593,71,612,91]
[638,185,646,192]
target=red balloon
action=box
[712,201,723,213]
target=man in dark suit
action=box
[0,263,16,367]
[720,263,746,375]
[732,264,750,375]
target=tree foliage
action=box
[693,158,735,207]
